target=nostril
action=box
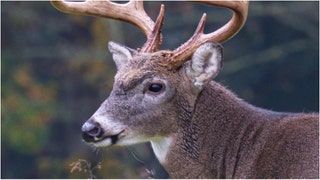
[88,126,103,137]
[81,121,104,142]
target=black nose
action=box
[81,121,104,142]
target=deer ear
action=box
[185,43,223,90]
[108,41,136,70]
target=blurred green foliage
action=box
[1,1,318,179]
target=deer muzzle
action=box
[81,119,124,146]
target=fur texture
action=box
[82,42,319,178]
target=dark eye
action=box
[148,83,163,93]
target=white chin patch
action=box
[117,134,149,146]
[93,138,113,147]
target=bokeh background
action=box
[1,1,319,178]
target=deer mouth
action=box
[83,129,126,147]
[106,130,126,145]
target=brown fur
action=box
[163,81,319,178]
[82,43,319,178]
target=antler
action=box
[166,1,249,70]
[51,0,249,67]
[50,0,164,53]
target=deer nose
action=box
[81,120,104,142]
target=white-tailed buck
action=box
[51,0,319,178]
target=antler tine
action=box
[51,0,163,52]
[167,0,249,70]
[140,4,165,53]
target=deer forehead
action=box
[114,50,176,88]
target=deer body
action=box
[51,1,319,178]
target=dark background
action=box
[1,1,319,178]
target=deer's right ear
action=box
[108,41,136,70]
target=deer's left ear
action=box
[185,43,223,90]
[108,41,136,70]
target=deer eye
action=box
[148,83,163,93]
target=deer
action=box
[51,0,319,178]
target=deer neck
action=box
[152,81,271,178]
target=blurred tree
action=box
[1,1,318,179]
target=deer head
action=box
[51,0,249,148]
